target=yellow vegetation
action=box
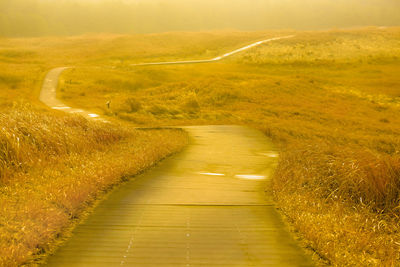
[1,28,400,265]
[57,27,400,265]
[0,34,191,265]
[0,105,188,266]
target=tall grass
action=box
[0,105,188,266]
[274,144,400,212]
[273,144,400,265]
[0,104,122,182]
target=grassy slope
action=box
[0,107,188,266]
[0,36,189,265]
[58,28,400,265]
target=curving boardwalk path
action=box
[46,125,313,266]
[131,36,293,66]
[40,67,108,122]
[41,35,313,266]
[40,36,293,121]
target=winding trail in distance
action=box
[41,35,314,266]
[131,36,293,66]
[40,36,294,119]
[40,67,109,122]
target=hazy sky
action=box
[1,0,399,36]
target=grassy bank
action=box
[57,27,400,265]
[0,34,194,265]
[0,105,188,266]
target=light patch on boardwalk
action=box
[52,106,71,110]
[235,174,266,180]
[70,109,84,113]
[198,172,225,176]
[259,151,279,158]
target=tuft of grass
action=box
[181,98,200,114]
[181,92,200,114]
[0,50,37,59]
[125,98,142,113]
[148,104,170,115]
[0,74,22,89]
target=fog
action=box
[0,0,399,37]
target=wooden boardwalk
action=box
[45,125,313,266]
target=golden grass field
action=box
[57,28,400,266]
[0,36,189,265]
[1,27,400,265]
[0,106,188,266]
